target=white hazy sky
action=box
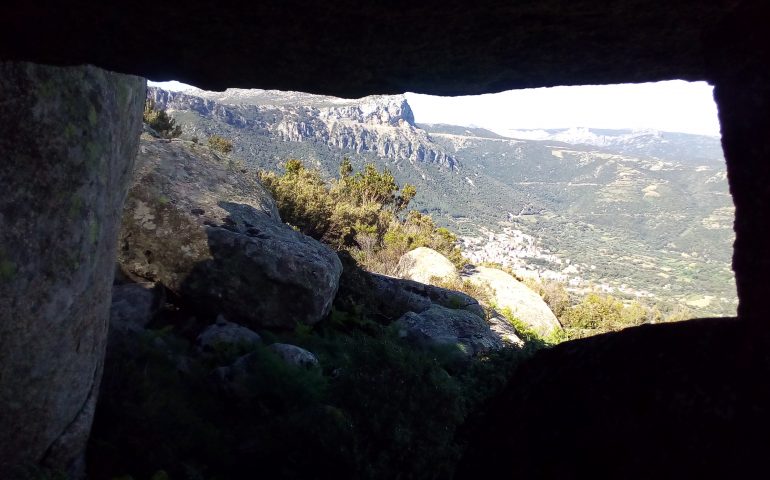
[149,79,721,136]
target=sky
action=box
[149,79,721,137]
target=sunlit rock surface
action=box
[118,135,342,328]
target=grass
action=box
[88,308,531,480]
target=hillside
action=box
[150,87,737,316]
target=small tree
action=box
[143,98,182,138]
[208,135,234,154]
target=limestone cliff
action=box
[148,87,458,170]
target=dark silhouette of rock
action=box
[108,282,164,346]
[0,62,144,477]
[457,318,770,478]
[0,2,751,96]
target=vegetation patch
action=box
[143,98,182,139]
[207,135,233,154]
[259,158,466,275]
[89,308,528,480]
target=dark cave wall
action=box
[1,0,769,476]
[706,1,770,323]
[0,1,738,96]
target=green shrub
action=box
[143,98,182,138]
[258,160,334,239]
[326,333,465,478]
[523,277,571,319]
[208,135,233,154]
[560,293,657,339]
[89,322,528,479]
[659,303,694,323]
[259,159,467,274]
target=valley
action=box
[150,86,737,317]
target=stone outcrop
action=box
[118,135,342,329]
[457,317,769,479]
[0,62,145,476]
[196,316,262,354]
[267,343,320,368]
[487,316,525,347]
[395,247,461,286]
[395,305,504,357]
[3,2,770,478]
[336,254,485,322]
[212,345,319,401]
[464,266,561,338]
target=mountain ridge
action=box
[149,87,457,170]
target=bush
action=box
[89,320,528,479]
[143,98,182,138]
[208,135,233,154]
[259,158,467,274]
[325,333,465,478]
[524,277,571,319]
[561,293,654,337]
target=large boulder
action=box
[196,315,262,354]
[395,304,504,357]
[0,62,145,476]
[267,343,320,368]
[464,266,562,338]
[488,316,525,347]
[118,136,342,328]
[336,255,485,322]
[395,247,460,285]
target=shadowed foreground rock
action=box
[0,62,144,477]
[457,318,770,479]
[0,1,747,96]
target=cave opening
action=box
[147,78,737,328]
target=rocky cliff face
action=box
[149,87,458,170]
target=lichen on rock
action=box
[118,135,342,329]
[0,61,145,477]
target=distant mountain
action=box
[151,87,737,316]
[417,123,507,140]
[494,127,724,165]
